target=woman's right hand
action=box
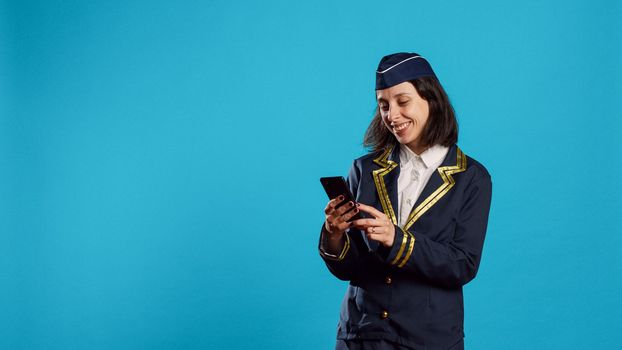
[324,195,360,238]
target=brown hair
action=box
[363,77,458,152]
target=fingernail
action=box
[338,195,344,200]
[356,203,360,207]
[354,209,359,213]
[349,202,354,207]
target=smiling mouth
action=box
[393,121,411,133]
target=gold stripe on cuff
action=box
[390,227,409,265]
[320,233,351,261]
[338,234,351,260]
[397,230,415,267]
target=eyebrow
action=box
[377,92,411,101]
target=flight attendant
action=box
[319,52,492,350]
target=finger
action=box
[356,203,387,219]
[365,232,385,243]
[351,218,380,229]
[331,207,351,227]
[332,194,347,207]
[335,221,351,232]
[366,226,387,234]
[331,206,360,231]
[335,201,356,217]
[326,204,352,220]
[324,195,346,214]
[325,216,349,234]
[324,203,334,215]
[328,212,352,231]
[342,207,360,222]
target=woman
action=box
[319,52,492,350]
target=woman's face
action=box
[376,81,430,154]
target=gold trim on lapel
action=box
[396,147,467,267]
[372,145,407,265]
[373,145,467,268]
[372,145,399,225]
[403,147,467,232]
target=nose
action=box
[387,105,399,123]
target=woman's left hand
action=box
[352,203,395,247]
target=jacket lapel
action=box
[384,146,401,220]
[367,144,400,251]
[402,145,467,231]
[371,144,400,226]
[411,145,455,212]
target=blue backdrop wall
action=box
[2,0,621,349]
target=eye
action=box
[379,103,389,112]
[398,99,409,106]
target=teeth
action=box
[394,122,410,132]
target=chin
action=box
[395,135,416,145]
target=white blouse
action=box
[397,144,449,227]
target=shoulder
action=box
[351,149,386,169]
[464,154,491,181]
[459,147,492,186]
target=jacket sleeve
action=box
[383,175,492,288]
[318,160,363,281]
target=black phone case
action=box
[320,176,363,222]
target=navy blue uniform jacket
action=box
[319,144,492,350]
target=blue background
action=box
[2,0,621,349]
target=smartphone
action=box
[320,176,362,222]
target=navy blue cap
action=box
[375,52,437,90]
